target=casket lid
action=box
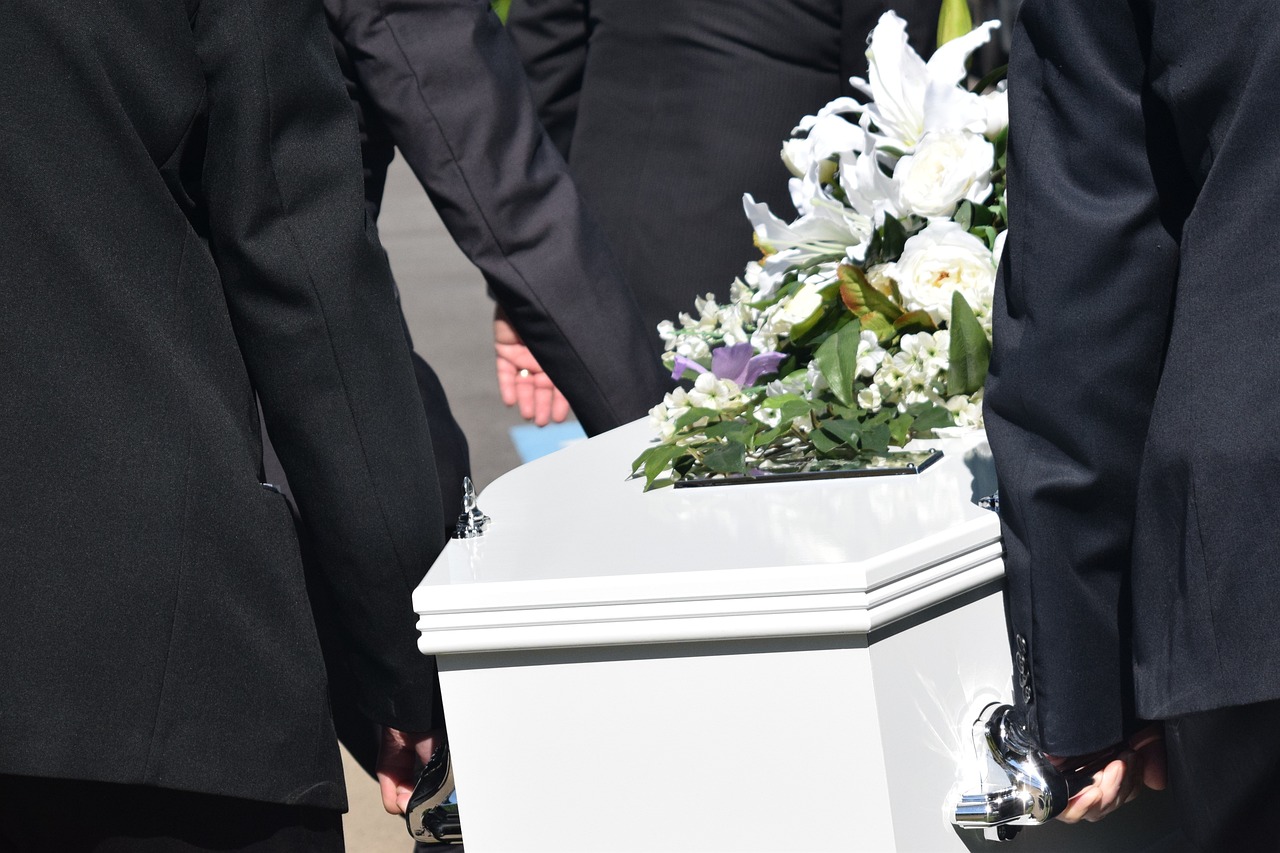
[414,420,1001,654]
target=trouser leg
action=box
[0,776,344,853]
[1165,697,1280,852]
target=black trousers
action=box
[1167,698,1280,852]
[0,776,344,853]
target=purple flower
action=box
[672,342,785,387]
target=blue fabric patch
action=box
[509,421,587,463]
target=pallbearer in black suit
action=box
[507,0,944,335]
[263,0,671,534]
[307,0,671,785]
[987,0,1280,845]
[325,0,670,438]
[0,0,452,847]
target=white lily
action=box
[743,193,872,268]
[784,111,864,215]
[839,129,906,227]
[848,12,1001,153]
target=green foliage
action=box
[839,264,903,321]
[491,0,511,22]
[814,324,865,407]
[946,291,991,397]
[701,441,748,474]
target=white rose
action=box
[992,229,1007,266]
[893,131,994,219]
[865,263,897,297]
[888,220,997,324]
[981,86,1008,139]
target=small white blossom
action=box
[856,329,888,378]
[857,383,883,412]
[945,388,985,428]
[648,388,692,443]
[686,372,743,412]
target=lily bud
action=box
[936,0,973,48]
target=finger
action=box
[1057,787,1099,824]
[494,343,543,372]
[516,374,535,419]
[533,385,553,426]
[375,731,416,816]
[550,388,572,423]
[1141,739,1168,791]
[1086,760,1125,821]
[493,311,519,345]
[1115,752,1142,806]
[496,358,517,406]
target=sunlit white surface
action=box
[412,419,1183,852]
[415,420,1001,654]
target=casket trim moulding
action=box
[415,539,1002,655]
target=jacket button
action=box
[1022,684,1033,703]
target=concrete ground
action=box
[340,155,534,851]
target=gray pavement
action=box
[340,155,534,852]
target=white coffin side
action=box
[412,420,1184,852]
[414,420,1003,654]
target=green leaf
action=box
[954,201,974,231]
[813,324,864,407]
[838,263,904,321]
[947,291,992,396]
[762,394,812,424]
[888,413,915,447]
[972,64,1008,96]
[829,402,863,420]
[822,418,863,449]
[860,422,892,453]
[751,424,788,449]
[970,225,997,249]
[881,214,908,262]
[907,403,956,438]
[937,0,973,48]
[969,202,995,227]
[893,309,938,338]
[704,419,757,444]
[859,311,897,345]
[701,440,747,474]
[673,407,719,431]
[643,444,686,485]
[809,429,841,455]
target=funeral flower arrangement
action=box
[633,12,1007,489]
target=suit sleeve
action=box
[983,0,1183,755]
[192,0,445,730]
[504,0,589,159]
[326,0,669,436]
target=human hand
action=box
[494,307,571,426]
[375,726,443,815]
[1053,724,1166,823]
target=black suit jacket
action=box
[986,0,1278,756]
[507,0,943,334]
[0,0,447,809]
[325,0,669,438]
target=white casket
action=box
[413,421,1182,852]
